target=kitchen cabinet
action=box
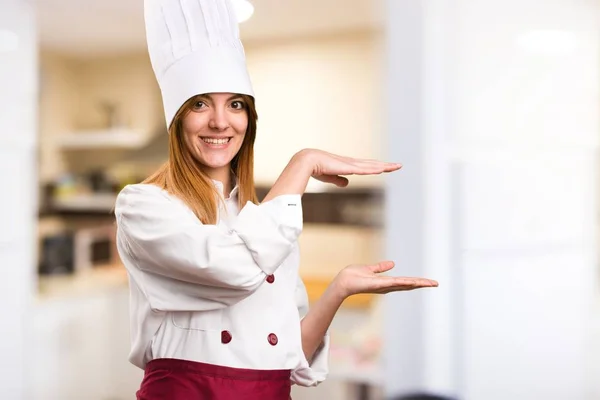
[30,275,141,400]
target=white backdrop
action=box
[0,0,38,398]
[383,0,599,399]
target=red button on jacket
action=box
[221,330,232,344]
[268,333,278,346]
[266,274,275,284]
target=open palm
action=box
[335,261,438,298]
[302,149,402,187]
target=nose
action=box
[208,108,230,131]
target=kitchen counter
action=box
[303,275,375,309]
[36,264,374,309]
[36,263,128,303]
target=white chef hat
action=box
[144,0,255,129]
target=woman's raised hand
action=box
[297,148,402,187]
[263,148,402,203]
[333,261,438,298]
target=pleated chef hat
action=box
[144,0,254,129]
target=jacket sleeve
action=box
[291,276,330,387]
[115,185,302,311]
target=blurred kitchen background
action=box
[2,0,600,399]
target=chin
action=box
[197,156,234,170]
[203,162,231,170]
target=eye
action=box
[231,100,245,110]
[192,101,207,110]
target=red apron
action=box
[136,358,292,400]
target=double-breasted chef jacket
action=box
[114,181,329,387]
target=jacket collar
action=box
[210,171,238,200]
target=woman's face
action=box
[181,92,248,174]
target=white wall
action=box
[383,0,599,399]
[38,52,80,182]
[246,32,385,189]
[0,0,38,398]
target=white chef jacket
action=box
[114,181,329,387]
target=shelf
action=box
[56,128,149,150]
[49,193,117,212]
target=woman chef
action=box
[114,0,438,399]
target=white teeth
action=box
[202,137,230,145]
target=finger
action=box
[319,161,401,177]
[373,276,438,289]
[323,157,401,176]
[340,156,402,167]
[345,158,400,167]
[353,161,402,172]
[334,176,350,187]
[389,277,439,288]
[314,175,349,187]
[383,163,403,172]
[368,261,395,274]
[355,160,402,170]
[346,162,402,175]
[328,152,402,169]
[378,285,433,293]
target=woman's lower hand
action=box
[332,261,438,299]
[294,149,402,188]
[299,261,435,361]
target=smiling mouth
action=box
[201,137,231,145]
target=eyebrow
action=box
[197,94,244,102]
[227,94,244,101]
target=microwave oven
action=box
[73,224,119,273]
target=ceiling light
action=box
[0,30,19,53]
[231,0,254,23]
[516,30,578,56]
